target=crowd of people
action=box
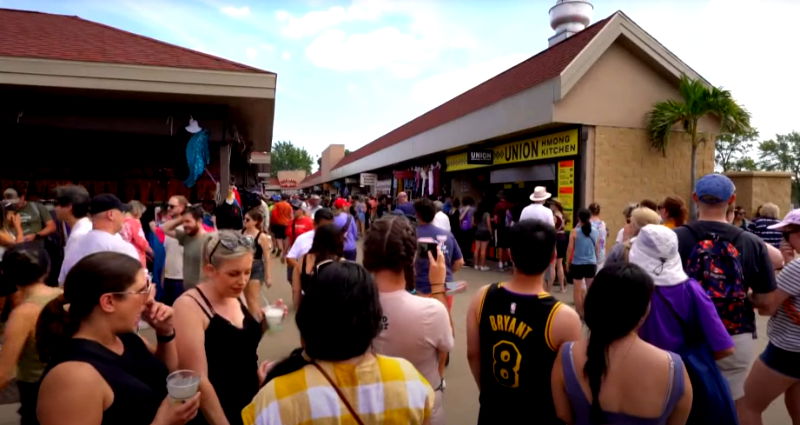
[0,171,796,425]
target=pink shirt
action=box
[373,290,454,425]
[121,217,148,267]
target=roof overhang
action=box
[0,56,276,151]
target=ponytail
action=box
[584,329,611,423]
[36,294,78,364]
[578,208,592,237]
[263,347,309,387]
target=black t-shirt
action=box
[675,220,776,295]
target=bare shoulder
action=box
[550,303,583,347]
[42,361,105,390]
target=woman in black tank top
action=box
[36,252,200,425]
[173,231,271,425]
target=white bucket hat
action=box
[529,186,552,202]
[628,224,688,287]
[185,118,203,134]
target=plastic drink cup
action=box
[166,370,200,402]
[264,305,284,332]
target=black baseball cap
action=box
[90,194,126,214]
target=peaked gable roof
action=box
[332,15,612,171]
[0,8,272,74]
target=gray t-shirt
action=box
[176,229,210,289]
[18,201,52,235]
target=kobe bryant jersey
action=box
[477,282,564,425]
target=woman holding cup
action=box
[36,252,200,425]
[173,231,279,425]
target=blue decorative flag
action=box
[184,130,209,187]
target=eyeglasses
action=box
[109,281,152,297]
[208,234,254,265]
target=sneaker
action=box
[481,266,490,271]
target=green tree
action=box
[715,130,758,172]
[759,132,800,203]
[730,157,759,172]
[647,75,752,216]
[270,141,313,174]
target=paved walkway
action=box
[0,255,789,424]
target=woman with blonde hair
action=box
[173,230,277,425]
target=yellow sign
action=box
[446,129,579,172]
[557,160,575,231]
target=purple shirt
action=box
[414,224,462,294]
[639,279,734,353]
[333,212,358,251]
[396,202,415,216]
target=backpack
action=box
[683,223,748,334]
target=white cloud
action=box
[296,1,476,78]
[245,47,258,60]
[410,53,531,111]
[281,51,292,61]
[220,5,250,18]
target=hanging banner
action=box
[446,128,579,172]
[557,160,575,230]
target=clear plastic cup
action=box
[166,370,200,402]
[264,305,284,332]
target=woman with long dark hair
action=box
[291,223,344,309]
[0,244,61,424]
[242,208,272,319]
[36,252,199,425]
[566,208,600,317]
[243,261,434,425]
[552,263,692,424]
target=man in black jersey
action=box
[467,219,582,424]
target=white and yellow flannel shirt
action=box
[242,354,433,425]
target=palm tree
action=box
[647,75,752,217]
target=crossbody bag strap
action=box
[311,362,365,425]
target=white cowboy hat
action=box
[529,186,552,202]
[628,224,688,287]
[185,118,202,134]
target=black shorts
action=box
[570,264,597,280]
[761,342,800,379]
[495,227,510,248]
[556,233,569,259]
[475,229,492,242]
[270,224,287,239]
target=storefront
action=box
[445,127,580,223]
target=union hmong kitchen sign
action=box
[446,129,579,172]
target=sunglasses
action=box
[208,234,254,265]
[167,204,179,209]
[108,281,152,297]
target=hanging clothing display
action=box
[184,130,210,188]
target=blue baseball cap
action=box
[694,174,735,204]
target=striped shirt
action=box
[749,218,783,249]
[768,259,800,352]
[242,354,433,425]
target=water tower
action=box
[548,0,593,46]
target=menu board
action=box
[558,160,575,230]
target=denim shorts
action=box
[250,259,265,281]
[760,342,800,379]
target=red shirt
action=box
[287,216,314,243]
[270,201,293,226]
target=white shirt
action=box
[519,203,555,226]
[432,211,451,232]
[163,235,184,280]
[66,217,92,246]
[286,229,315,260]
[59,229,140,285]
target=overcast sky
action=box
[4,0,798,163]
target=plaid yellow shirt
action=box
[242,354,434,425]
